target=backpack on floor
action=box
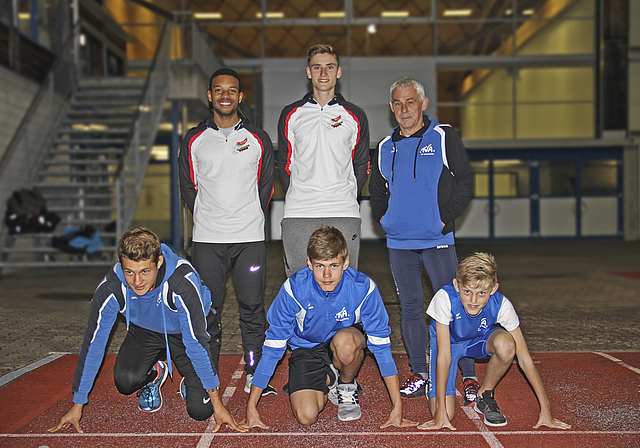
[4,188,60,234]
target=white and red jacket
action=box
[277,92,370,219]
[179,115,274,244]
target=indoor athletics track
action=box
[0,352,639,448]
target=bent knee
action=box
[293,408,319,426]
[492,332,516,359]
[187,404,214,421]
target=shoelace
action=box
[137,386,154,406]
[337,385,358,404]
[464,379,479,396]
[481,396,501,413]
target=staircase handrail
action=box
[115,21,171,237]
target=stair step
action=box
[1,246,116,254]
[53,138,127,145]
[47,205,116,212]
[75,89,143,98]
[0,260,115,268]
[43,160,121,166]
[62,118,135,126]
[78,77,146,88]
[66,109,138,118]
[56,127,131,135]
[48,149,124,155]
[7,232,118,239]
[71,99,140,108]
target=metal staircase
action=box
[0,23,170,270]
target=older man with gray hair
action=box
[369,77,476,402]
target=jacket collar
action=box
[391,115,432,142]
[203,114,243,131]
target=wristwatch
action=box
[206,386,220,393]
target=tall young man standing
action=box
[179,68,275,395]
[278,45,370,277]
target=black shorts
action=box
[288,325,365,395]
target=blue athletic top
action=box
[72,244,218,404]
[251,267,397,389]
[427,283,520,342]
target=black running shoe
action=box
[474,390,507,427]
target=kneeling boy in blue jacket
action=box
[241,226,416,429]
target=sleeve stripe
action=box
[434,125,450,170]
[90,293,118,344]
[188,129,207,192]
[264,339,288,348]
[368,335,391,345]
[173,294,198,341]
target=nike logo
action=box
[203,397,211,404]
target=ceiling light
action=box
[319,11,346,18]
[256,11,284,19]
[18,12,30,20]
[505,9,513,15]
[381,11,410,18]
[367,23,377,34]
[522,9,535,15]
[194,12,222,20]
[443,9,473,17]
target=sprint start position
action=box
[241,226,417,429]
[49,227,245,433]
[420,252,571,430]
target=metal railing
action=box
[115,21,171,238]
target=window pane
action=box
[581,159,618,195]
[494,160,530,197]
[540,160,576,196]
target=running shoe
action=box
[474,390,508,427]
[336,381,361,422]
[400,374,427,398]
[137,360,168,413]
[463,377,480,406]
[245,373,277,396]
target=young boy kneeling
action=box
[241,226,416,429]
[420,252,570,430]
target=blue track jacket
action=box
[251,267,397,389]
[71,244,218,404]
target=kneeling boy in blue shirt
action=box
[241,226,416,429]
[420,252,570,430]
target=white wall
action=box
[0,66,39,160]
[263,57,437,145]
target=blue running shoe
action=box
[177,377,186,401]
[137,360,168,413]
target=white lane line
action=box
[594,352,640,375]
[3,430,639,438]
[457,390,505,448]
[195,357,245,448]
[0,353,68,388]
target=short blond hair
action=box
[307,226,348,263]
[118,227,161,263]
[456,252,498,290]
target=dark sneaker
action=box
[400,374,427,398]
[245,373,277,397]
[463,377,480,406]
[137,360,168,413]
[336,381,361,421]
[474,390,508,427]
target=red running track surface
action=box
[1,352,639,447]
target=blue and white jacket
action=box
[251,266,396,389]
[369,115,473,250]
[72,244,218,404]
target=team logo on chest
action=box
[330,115,343,128]
[235,137,250,153]
[419,144,435,156]
[335,307,349,321]
[478,318,489,331]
